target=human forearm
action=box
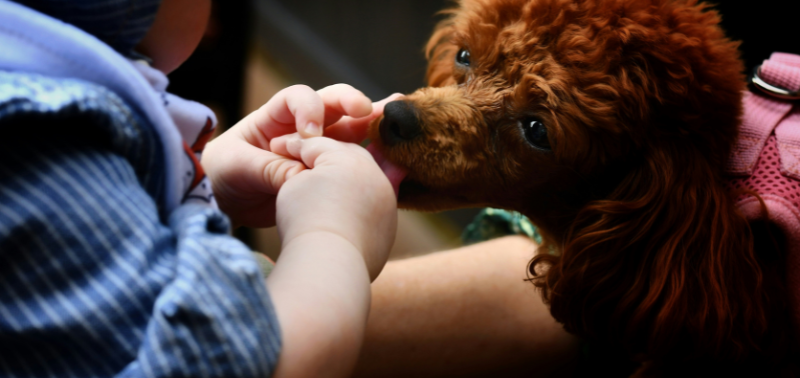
[267,231,372,378]
[352,236,580,378]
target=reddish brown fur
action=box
[368,0,797,375]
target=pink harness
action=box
[725,52,800,333]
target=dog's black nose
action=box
[380,100,421,146]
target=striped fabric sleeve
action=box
[0,133,281,377]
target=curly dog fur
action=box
[369,0,797,375]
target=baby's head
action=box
[14,0,210,73]
[136,0,211,73]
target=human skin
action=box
[353,236,580,378]
[208,84,399,378]
[204,86,400,229]
[268,129,397,378]
[135,0,212,73]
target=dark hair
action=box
[12,0,162,56]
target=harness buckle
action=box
[751,65,800,101]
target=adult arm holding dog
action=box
[353,236,580,378]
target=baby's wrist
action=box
[280,230,370,275]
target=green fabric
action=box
[461,208,543,245]
[252,252,275,278]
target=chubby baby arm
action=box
[204,83,398,377]
[268,135,398,378]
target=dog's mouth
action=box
[367,143,408,197]
[367,141,471,208]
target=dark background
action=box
[170,0,798,103]
[169,0,799,237]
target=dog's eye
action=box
[456,48,471,67]
[520,118,551,150]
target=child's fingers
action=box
[269,133,294,158]
[244,85,326,139]
[259,151,307,194]
[228,143,307,194]
[214,145,303,228]
[325,93,405,143]
[317,84,373,128]
[283,134,371,170]
[203,133,306,229]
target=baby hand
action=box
[202,84,390,228]
[272,134,397,280]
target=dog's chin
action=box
[397,179,487,212]
[366,144,483,212]
[396,179,436,210]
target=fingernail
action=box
[304,122,322,137]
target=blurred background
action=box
[168,0,797,260]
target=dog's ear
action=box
[531,136,787,364]
[424,11,459,87]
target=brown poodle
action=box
[368,0,797,375]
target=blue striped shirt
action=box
[0,71,281,377]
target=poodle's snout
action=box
[380,100,421,146]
